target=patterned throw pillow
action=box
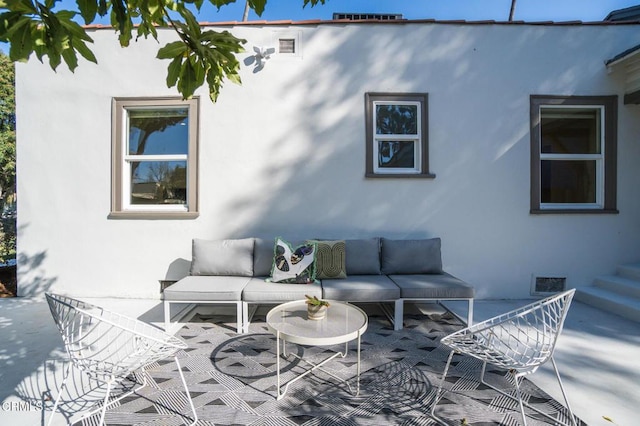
[309,240,347,279]
[271,238,317,284]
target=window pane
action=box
[541,108,600,154]
[376,104,418,135]
[541,160,596,203]
[130,161,187,205]
[128,108,189,155]
[378,141,415,168]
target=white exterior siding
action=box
[15,22,640,298]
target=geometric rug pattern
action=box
[79,308,584,425]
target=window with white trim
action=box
[530,95,617,214]
[111,98,199,218]
[365,93,433,178]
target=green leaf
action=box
[248,0,266,16]
[157,41,187,59]
[77,0,98,24]
[178,58,197,99]
[165,55,182,87]
[71,37,97,63]
[60,45,78,71]
[208,0,237,10]
[7,18,32,62]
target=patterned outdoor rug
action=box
[79,307,583,426]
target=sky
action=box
[203,0,640,23]
[42,0,640,24]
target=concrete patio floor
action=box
[0,295,637,426]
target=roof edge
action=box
[82,17,640,30]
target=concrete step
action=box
[617,263,640,281]
[593,274,640,298]
[575,286,640,323]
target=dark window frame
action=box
[365,92,434,178]
[530,95,618,214]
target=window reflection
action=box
[130,161,187,205]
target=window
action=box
[530,95,617,213]
[111,98,199,218]
[365,93,433,178]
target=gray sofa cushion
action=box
[253,238,276,277]
[242,277,322,302]
[190,238,254,276]
[163,276,251,301]
[389,273,474,299]
[321,274,400,301]
[345,238,381,275]
[381,238,443,275]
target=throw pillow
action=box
[271,238,317,283]
[309,240,347,279]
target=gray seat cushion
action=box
[389,273,474,299]
[163,276,251,301]
[321,275,400,301]
[242,277,322,302]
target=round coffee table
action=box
[266,300,368,399]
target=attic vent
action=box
[279,38,296,54]
[333,13,403,21]
[531,276,566,296]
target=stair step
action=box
[575,287,640,323]
[617,263,640,281]
[593,275,640,298]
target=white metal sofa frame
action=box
[430,289,577,426]
[46,293,198,426]
[393,297,474,330]
[240,297,474,334]
[164,299,244,334]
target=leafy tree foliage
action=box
[0,52,14,263]
[0,0,325,101]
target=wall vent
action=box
[278,38,296,54]
[333,13,404,21]
[531,275,566,296]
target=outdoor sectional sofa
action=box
[163,237,475,334]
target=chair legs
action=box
[174,355,199,425]
[47,359,198,426]
[431,352,578,426]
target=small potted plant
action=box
[305,294,330,320]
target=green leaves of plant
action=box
[157,7,245,101]
[0,0,324,101]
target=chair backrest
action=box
[441,289,575,371]
[46,293,187,382]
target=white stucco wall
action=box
[15,21,640,299]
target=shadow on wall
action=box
[17,250,57,297]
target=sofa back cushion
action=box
[345,238,381,275]
[381,237,443,275]
[253,238,276,277]
[190,238,254,276]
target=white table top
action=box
[266,300,368,346]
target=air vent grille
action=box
[333,13,403,21]
[531,276,566,295]
[279,38,295,54]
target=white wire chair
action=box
[430,289,577,426]
[45,293,198,426]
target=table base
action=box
[275,331,362,400]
